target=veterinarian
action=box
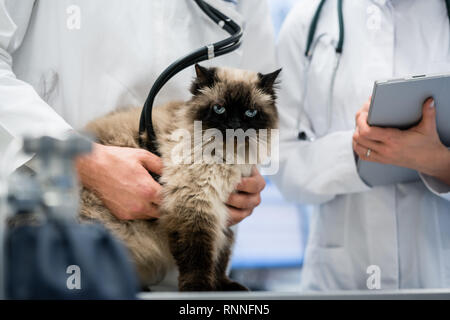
[273,0,450,290]
[0,0,274,223]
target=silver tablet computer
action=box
[357,73,450,187]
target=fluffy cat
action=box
[80,65,280,291]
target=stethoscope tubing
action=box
[139,0,243,154]
[298,0,450,141]
[298,33,341,141]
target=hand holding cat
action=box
[77,144,267,223]
[76,143,163,220]
[353,98,450,185]
[226,167,266,226]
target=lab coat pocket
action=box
[301,246,355,290]
[311,204,346,249]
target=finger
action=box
[145,203,161,219]
[355,98,371,122]
[131,206,160,220]
[353,140,370,160]
[139,171,163,205]
[236,169,266,194]
[363,97,371,111]
[417,98,437,133]
[118,201,160,220]
[353,129,384,153]
[353,140,383,163]
[357,112,399,142]
[227,206,252,226]
[227,192,261,210]
[147,180,163,205]
[140,151,163,175]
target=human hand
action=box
[226,167,266,226]
[353,98,450,184]
[76,143,163,220]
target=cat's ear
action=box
[191,64,217,95]
[257,68,282,98]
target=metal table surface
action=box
[139,289,450,300]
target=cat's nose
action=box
[230,119,241,129]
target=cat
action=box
[79,64,280,291]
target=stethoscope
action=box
[297,0,344,141]
[138,0,243,155]
[297,0,450,141]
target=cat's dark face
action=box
[188,64,280,134]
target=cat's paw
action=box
[217,279,249,292]
[179,281,215,292]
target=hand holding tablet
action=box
[354,73,450,187]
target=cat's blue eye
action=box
[213,105,226,115]
[245,109,258,118]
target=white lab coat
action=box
[274,0,450,290]
[0,0,276,290]
[0,0,276,173]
